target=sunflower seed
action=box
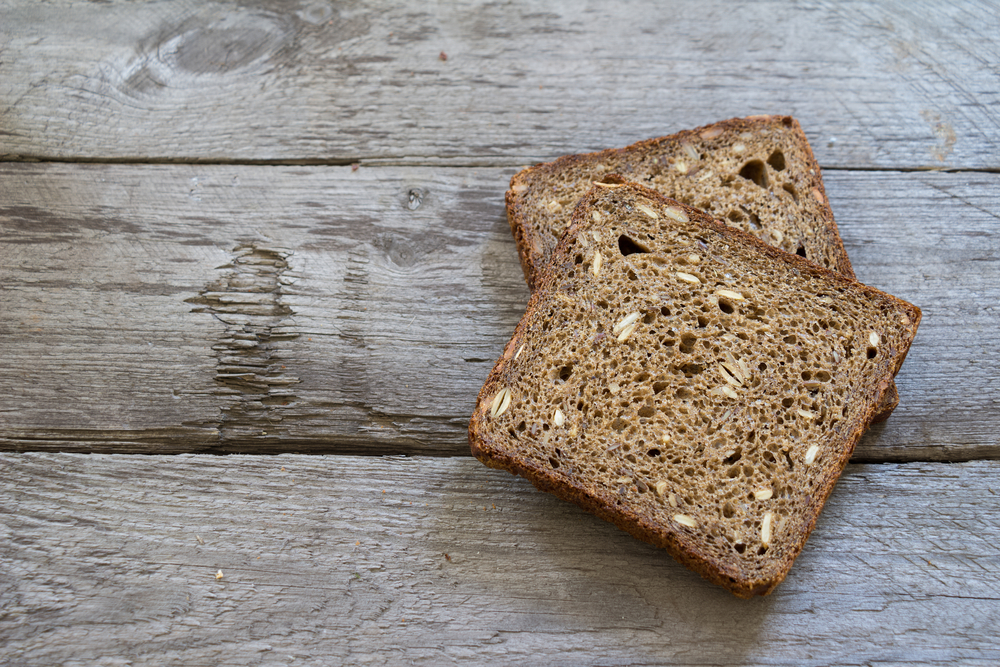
[761,511,773,545]
[490,388,512,418]
[636,203,659,219]
[617,323,639,342]
[716,289,744,301]
[613,312,642,335]
[805,444,820,465]
[675,271,700,284]
[664,207,689,223]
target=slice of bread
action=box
[506,115,851,288]
[470,182,920,598]
[505,114,901,420]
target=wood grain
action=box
[3,1,998,661]
[1,0,998,169]
[1,453,998,665]
[2,163,998,460]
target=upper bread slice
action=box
[506,115,851,288]
[505,114,900,420]
[470,182,921,598]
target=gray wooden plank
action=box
[0,162,528,455]
[825,170,1000,461]
[2,163,999,460]
[1,453,998,665]
[1,0,998,169]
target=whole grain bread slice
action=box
[505,114,901,420]
[470,182,920,598]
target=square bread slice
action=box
[505,115,902,420]
[470,182,921,598]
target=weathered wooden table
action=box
[2,1,998,664]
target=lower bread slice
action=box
[470,182,920,598]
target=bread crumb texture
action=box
[475,183,919,597]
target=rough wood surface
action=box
[2,0,998,169]
[1,453,998,666]
[3,0,999,662]
[2,164,998,460]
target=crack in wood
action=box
[186,243,300,440]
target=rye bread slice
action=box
[505,115,902,421]
[470,182,920,598]
[506,115,850,288]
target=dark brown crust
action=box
[506,115,900,420]
[472,181,921,598]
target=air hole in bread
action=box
[747,213,762,230]
[618,235,651,256]
[796,245,807,258]
[679,363,704,377]
[724,448,743,465]
[557,364,574,382]
[718,300,735,315]
[782,451,795,470]
[548,457,560,469]
[675,387,693,400]
[867,347,877,359]
[679,333,697,353]
[739,160,769,189]
[652,381,669,394]
[767,150,787,171]
[734,543,747,554]
[782,183,798,202]
[647,448,661,458]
